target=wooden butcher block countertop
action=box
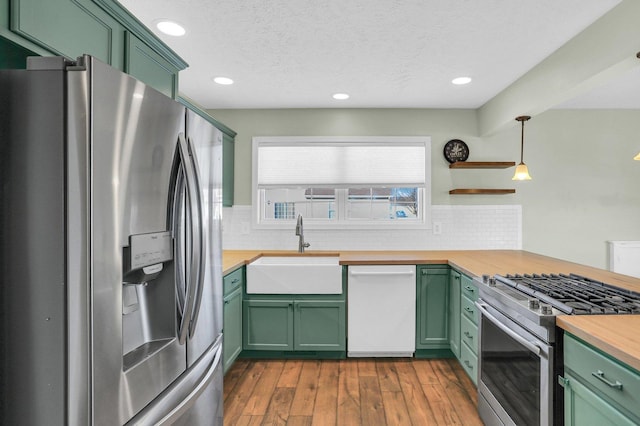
[222,249,640,369]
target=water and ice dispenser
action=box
[121,231,178,369]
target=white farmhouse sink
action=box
[246,256,342,294]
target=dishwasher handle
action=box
[349,271,415,277]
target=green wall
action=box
[209,107,640,269]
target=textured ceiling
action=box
[119,0,624,109]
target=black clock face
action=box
[443,139,469,163]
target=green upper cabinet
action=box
[222,132,235,207]
[416,265,450,353]
[125,31,178,98]
[178,96,237,206]
[2,0,187,97]
[8,0,122,66]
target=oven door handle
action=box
[475,301,542,356]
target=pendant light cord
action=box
[520,119,525,163]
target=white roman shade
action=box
[255,137,428,188]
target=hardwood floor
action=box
[223,358,483,425]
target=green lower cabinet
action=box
[448,269,461,358]
[562,333,640,425]
[243,298,345,353]
[223,287,242,373]
[294,301,345,351]
[243,300,294,351]
[459,274,479,382]
[562,372,637,426]
[416,266,450,356]
[459,340,478,385]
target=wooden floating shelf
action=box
[449,161,516,169]
[449,189,516,195]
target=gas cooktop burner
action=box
[494,273,640,315]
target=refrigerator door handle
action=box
[186,136,205,339]
[172,161,187,317]
[176,133,202,345]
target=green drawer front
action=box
[460,341,478,385]
[564,334,640,419]
[461,275,478,301]
[461,295,478,325]
[224,268,244,296]
[460,314,478,355]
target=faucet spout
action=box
[295,214,310,252]
[295,214,303,236]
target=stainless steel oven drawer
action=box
[564,333,640,419]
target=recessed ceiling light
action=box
[155,20,186,37]
[452,77,472,85]
[213,77,234,85]
[332,93,349,100]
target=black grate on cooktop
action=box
[495,273,640,315]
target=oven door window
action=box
[481,317,540,426]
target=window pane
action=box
[347,187,419,220]
[263,188,336,220]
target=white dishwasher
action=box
[347,265,416,357]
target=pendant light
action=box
[634,152,640,161]
[513,115,532,180]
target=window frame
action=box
[252,136,432,230]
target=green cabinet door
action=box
[223,287,243,373]
[416,266,450,350]
[562,372,638,426]
[9,0,122,65]
[125,31,179,98]
[294,300,345,351]
[448,269,461,358]
[242,299,294,351]
[222,132,234,207]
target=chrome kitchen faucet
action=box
[295,214,310,253]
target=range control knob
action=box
[528,299,540,310]
[540,304,553,315]
[488,277,496,287]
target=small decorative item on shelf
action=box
[443,139,469,163]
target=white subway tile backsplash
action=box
[222,205,522,251]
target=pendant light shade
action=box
[513,115,532,181]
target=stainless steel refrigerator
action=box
[0,55,224,425]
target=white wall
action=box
[210,108,640,269]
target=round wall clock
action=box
[443,139,469,163]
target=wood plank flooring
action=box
[223,358,483,425]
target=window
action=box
[253,136,431,228]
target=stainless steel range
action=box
[475,273,640,426]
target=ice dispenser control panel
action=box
[129,231,173,270]
[123,231,173,284]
